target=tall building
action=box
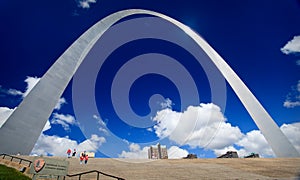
[148,143,168,159]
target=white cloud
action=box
[152,102,300,158]
[7,89,23,96]
[296,60,300,66]
[1,76,66,110]
[78,0,97,9]
[236,130,275,157]
[147,128,153,132]
[280,123,300,152]
[284,101,300,108]
[231,123,300,158]
[284,80,300,108]
[0,107,15,128]
[0,76,40,98]
[98,127,108,134]
[281,35,300,55]
[23,76,40,97]
[0,86,22,97]
[129,143,142,152]
[168,146,189,159]
[118,143,149,159]
[51,113,77,130]
[160,98,173,109]
[42,120,51,132]
[77,134,106,152]
[31,134,105,157]
[54,97,67,110]
[153,103,243,149]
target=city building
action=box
[148,143,168,159]
[217,151,239,158]
[183,154,198,159]
[244,153,259,158]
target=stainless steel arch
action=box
[0,9,298,157]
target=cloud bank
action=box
[31,134,106,157]
[281,35,300,55]
[152,103,300,157]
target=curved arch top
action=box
[0,9,298,157]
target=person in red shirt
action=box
[84,154,89,164]
[79,153,84,164]
[66,149,71,158]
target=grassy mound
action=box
[0,164,30,180]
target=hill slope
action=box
[1,156,300,179]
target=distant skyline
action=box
[0,0,299,159]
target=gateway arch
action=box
[0,9,298,157]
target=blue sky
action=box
[0,0,300,159]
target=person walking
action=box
[72,149,77,157]
[84,154,89,164]
[66,148,72,158]
[80,153,84,164]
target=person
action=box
[80,153,84,164]
[67,149,72,158]
[84,154,89,164]
[72,149,77,157]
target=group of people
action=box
[66,148,76,158]
[79,151,89,164]
[66,149,89,164]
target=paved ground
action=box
[1,156,300,179]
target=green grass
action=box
[0,164,31,180]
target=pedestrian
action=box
[72,149,77,157]
[84,154,89,164]
[80,153,84,164]
[67,148,72,158]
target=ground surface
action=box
[1,156,300,179]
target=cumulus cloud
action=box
[42,120,51,132]
[223,123,300,158]
[51,113,77,131]
[153,103,243,149]
[284,80,300,108]
[236,130,275,157]
[77,0,97,9]
[152,102,300,158]
[0,107,15,128]
[31,134,105,156]
[23,76,40,97]
[118,143,149,159]
[1,77,66,110]
[118,143,189,159]
[168,146,189,159]
[281,35,300,55]
[280,123,300,152]
[160,98,173,109]
[54,97,67,110]
[77,134,106,152]
[0,76,41,98]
